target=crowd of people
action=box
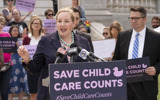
[0,0,160,100]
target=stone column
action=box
[58,0,71,10]
[0,0,4,13]
[0,0,4,7]
[157,0,160,13]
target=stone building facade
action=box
[0,0,160,30]
[58,0,160,30]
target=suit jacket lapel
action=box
[143,28,151,57]
[50,32,61,50]
[50,32,68,62]
[125,29,132,59]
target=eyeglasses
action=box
[76,17,79,21]
[32,23,40,26]
[8,0,14,2]
[103,32,108,35]
[12,30,19,32]
[128,17,145,21]
[13,13,19,15]
[47,14,54,16]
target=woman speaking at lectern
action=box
[18,8,91,100]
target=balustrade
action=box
[107,0,157,13]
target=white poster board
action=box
[92,39,116,58]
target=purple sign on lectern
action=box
[15,0,36,12]
[24,45,37,59]
[49,61,127,100]
[43,19,57,34]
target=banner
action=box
[24,45,37,59]
[126,57,153,83]
[43,19,57,34]
[0,37,17,53]
[15,0,36,12]
[92,39,116,58]
[49,61,127,100]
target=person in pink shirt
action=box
[0,16,12,100]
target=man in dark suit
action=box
[71,8,94,52]
[112,6,160,100]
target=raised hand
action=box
[18,45,30,62]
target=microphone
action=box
[78,47,107,62]
[67,43,78,63]
[54,47,67,64]
[78,48,95,62]
[89,52,107,62]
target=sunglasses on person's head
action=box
[103,32,108,35]
[47,14,54,16]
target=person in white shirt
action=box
[22,16,43,100]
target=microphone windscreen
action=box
[79,49,88,60]
[55,47,67,57]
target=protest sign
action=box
[92,39,116,58]
[24,45,37,59]
[15,0,36,12]
[0,37,17,53]
[17,38,23,46]
[43,19,57,34]
[2,26,10,33]
[49,61,127,100]
[126,57,153,83]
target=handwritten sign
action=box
[0,37,17,53]
[43,19,57,34]
[15,0,36,12]
[49,61,127,100]
[126,57,153,83]
[92,39,116,58]
[2,26,11,33]
[24,45,37,59]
